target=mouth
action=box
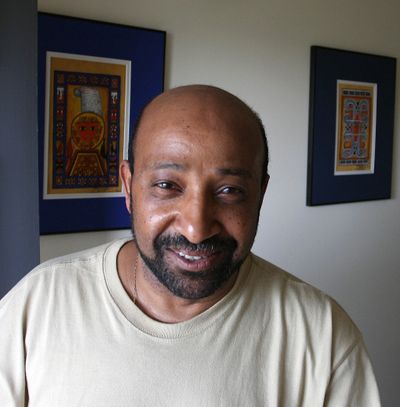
[177,251,208,261]
[167,248,221,271]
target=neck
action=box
[117,240,239,323]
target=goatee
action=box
[136,233,244,299]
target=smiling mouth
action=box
[177,251,205,261]
[168,248,220,269]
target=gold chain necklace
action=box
[132,254,139,304]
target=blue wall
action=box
[0,0,39,298]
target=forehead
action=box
[134,89,264,176]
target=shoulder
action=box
[248,253,335,309]
[248,253,350,312]
[247,253,362,358]
[0,239,126,312]
[243,254,381,405]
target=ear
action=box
[120,160,132,214]
[259,174,270,207]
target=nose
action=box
[174,191,222,244]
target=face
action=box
[121,89,267,299]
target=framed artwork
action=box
[307,46,396,206]
[38,13,166,233]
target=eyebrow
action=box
[146,162,187,171]
[145,162,253,179]
[217,168,253,179]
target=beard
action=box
[135,232,244,300]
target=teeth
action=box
[178,251,203,261]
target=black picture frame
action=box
[38,12,166,234]
[307,46,396,206]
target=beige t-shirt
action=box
[0,239,380,406]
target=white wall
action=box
[39,1,400,404]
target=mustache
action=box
[154,234,237,254]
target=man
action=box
[0,85,380,406]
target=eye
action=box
[156,181,175,190]
[152,180,182,197]
[220,185,244,194]
[217,185,246,201]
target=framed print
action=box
[38,13,166,233]
[44,52,130,199]
[334,80,377,176]
[307,46,396,206]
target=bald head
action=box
[128,85,269,185]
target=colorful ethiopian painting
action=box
[334,80,377,175]
[44,52,131,198]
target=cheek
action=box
[222,207,259,246]
[132,198,175,246]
